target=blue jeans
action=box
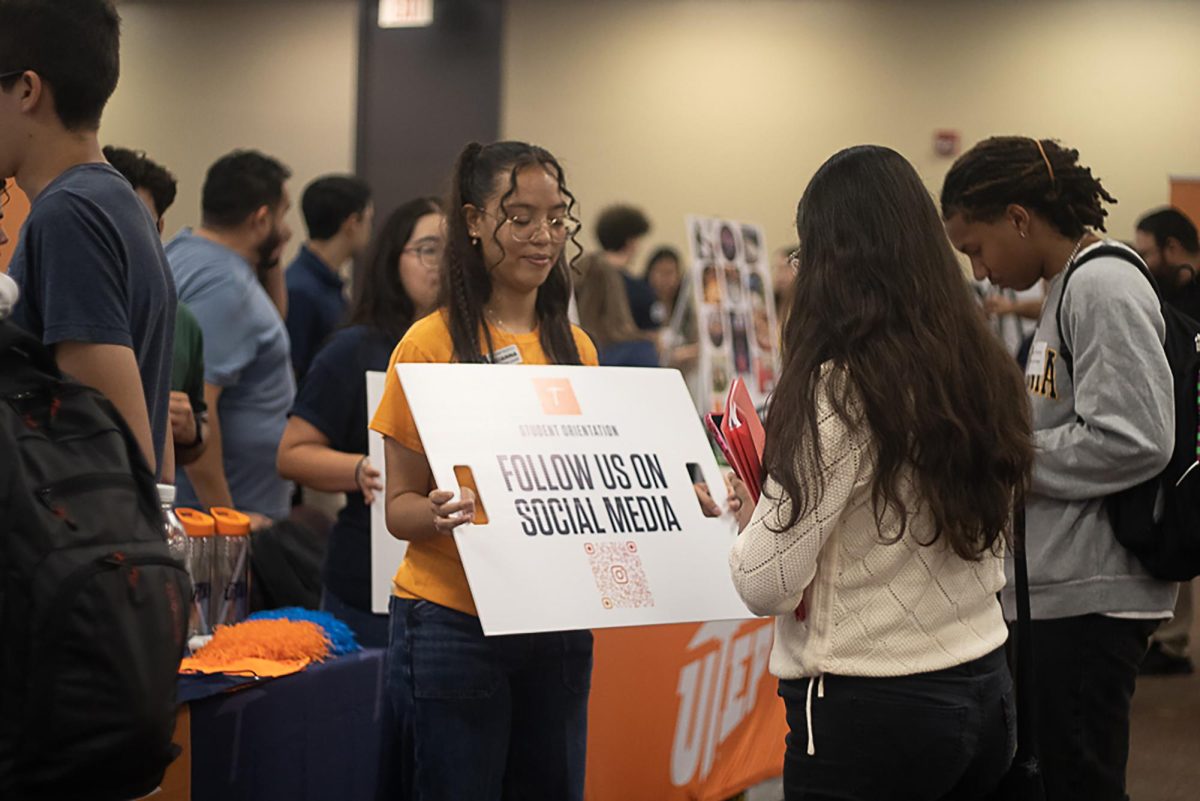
[320,587,390,648]
[386,597,592,801]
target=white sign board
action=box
[395,363,754,635]
[368,371,409,614]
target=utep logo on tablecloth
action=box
[671,620,774,786]
[533,378,581,415]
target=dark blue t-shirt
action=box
[285,246,347,381]
[623,271,659,331]
[8,163,176,474]
[290,324,397,611]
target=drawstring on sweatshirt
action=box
[804,674,826,756]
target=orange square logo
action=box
[533,378,581,415]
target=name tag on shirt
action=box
[1026,341,1048,377]
[489,345,523,365]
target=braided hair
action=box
[443,141,583,365]
[940,136,1117,238]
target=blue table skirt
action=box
[188,649,389,801]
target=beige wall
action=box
[104,0,1200,270]
[105,0,359,262]
[502,0,1200,267]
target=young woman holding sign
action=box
[370,141,598,800]
[728,145,1034,801]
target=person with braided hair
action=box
[369,141,598,800]
[943,136,1177,801]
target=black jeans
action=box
[1027,615,1157,801]
[779,647,1014,801]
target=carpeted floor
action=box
[1128,583,1199,801]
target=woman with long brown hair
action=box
[729,145,1033,800]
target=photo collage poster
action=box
[684,215,780,414]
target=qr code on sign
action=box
[584,541,655,609]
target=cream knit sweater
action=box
[729,376,1008,681]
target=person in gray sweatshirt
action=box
[941,136,1176,801]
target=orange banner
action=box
[0,181,30,274]
[586,619,786,801]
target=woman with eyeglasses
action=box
[277,196,444,647]
[369,141,596,801]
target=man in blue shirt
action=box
[286,174,373,380]
[167,150,295,525]
[0,0,174,479]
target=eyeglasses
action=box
[403,242,444,269]
[481,209,579,243]
[787,248,800,273]
[0,70,27,84]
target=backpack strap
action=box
[1010,490,1043,777]
[1054,244,1160,377]
[0,319,59,379]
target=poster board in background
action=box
[685,216,780,415]
[398,363,753,635]
[368,371,408,614]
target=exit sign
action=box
[379,0,433,28]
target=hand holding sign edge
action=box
[431,486,476,533]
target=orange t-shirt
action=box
[369,310,599,616]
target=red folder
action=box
[706,378,765,503]
[723,379,764,502]
[704,413,736,470]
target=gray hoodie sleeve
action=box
[1031,258,1174,499]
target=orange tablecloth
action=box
[586,618,786,800]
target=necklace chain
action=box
[485,307,519,334]
[1064,234,1090,272]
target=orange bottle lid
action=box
[211,507,251,536]
[176,508,216,537]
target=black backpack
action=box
[1056,244,1200,581]
[0,320,191,801]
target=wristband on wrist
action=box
[185,410,206,449]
